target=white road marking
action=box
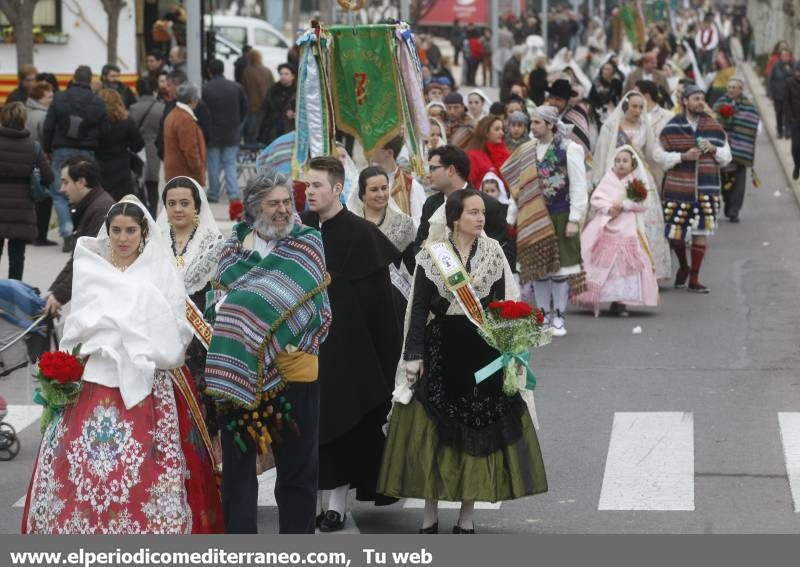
[778,412,800,512]
[403,498,501,510]
[598,412,694,511]
[2,405,42,434]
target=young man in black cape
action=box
[300,156,401,532]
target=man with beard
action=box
[501,106,588,337]
[205,172,332,534]
[300,156,400,533]
[660,85,731,293]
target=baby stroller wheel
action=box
[0,421,20,461]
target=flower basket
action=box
[475,301,551,396]
[32,346,85,432]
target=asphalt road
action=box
[1,128,799,534]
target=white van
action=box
[204,15,290,75]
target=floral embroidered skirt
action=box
[21,369,224,534]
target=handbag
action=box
[29,141,49,203]
[129,150,145,179]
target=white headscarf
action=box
[429,117,447,148]
[592,90,650,186]
[61,195,193,409]
[156,176,224,295]
[467,88,492,119]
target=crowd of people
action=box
[0,1,784,537]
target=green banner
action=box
[329,25,403,155]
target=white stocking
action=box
[327,484,349,515]
[532,278,552,313]
[316,491,326,516]
[423,499,438,528]
[551,278,570,314]
[458,501,475,529]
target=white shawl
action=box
[61,196,193,409]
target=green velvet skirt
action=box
[377,399,548,503]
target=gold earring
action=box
[138,240,144,253]
[193,211,200,226]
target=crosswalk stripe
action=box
[598,411,694,511]
[778,412,800,513]
[403,498,501,510]
[2,404,42,434]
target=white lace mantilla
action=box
[416,236,505,315]
[182,229,225,294]
[379,207,415,253]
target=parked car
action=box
[204,15,290,74]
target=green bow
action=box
[474,351,537,391]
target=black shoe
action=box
[319,510,346,532]
[61,236,74,253]
[674,267,690,289]
[316,512,325,529]
[793,166,799,180]
[34,239,58,247]
[418,522,438,534]
[688,283,710,294]
[729,215,740,223]
[452,524,476,534]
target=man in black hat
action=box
[547,78,592,156]
[443,92,476,149]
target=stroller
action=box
[0,279,58,461]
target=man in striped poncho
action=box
[712,76,760,223]
[660,85,732,293]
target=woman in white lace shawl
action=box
[591,90,680,281]
[348,166,416,334]
[377,188,547,534]
[156,176,224,424]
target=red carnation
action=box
[535,309,546,324]
[719,103,735,118]
[229,199,245,221]
[38,351,84,384]
[488,300,503,311]
[516,302,533,318]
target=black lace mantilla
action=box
[414,316,526,458]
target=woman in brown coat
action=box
[0,102,54,280]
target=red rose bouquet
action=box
[626,178,648,202]
[475,300,551,395]
[33,346,85,432]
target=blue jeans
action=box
[207,145,240,201]
[242,112,262,145]
[50,148,94,237]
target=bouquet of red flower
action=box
[229,199,245,222]
[33,346,85,432]
[626,178,648,202]
[475,300,551,396]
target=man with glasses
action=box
[205,172,332,534]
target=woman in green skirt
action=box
[377,189,547,534]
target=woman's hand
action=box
[406,359,423,385]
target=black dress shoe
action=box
[61,236,74,253]
[418,522,438,534]
[729,215,740,223]
[687,283,710,294]
[319,510,346,532]
[793,166,799,180]
[452,525,475,534]
[34,239,58,247]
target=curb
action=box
[738,59,800,207]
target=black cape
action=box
[300,208,401,444]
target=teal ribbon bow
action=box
[474,351,537,390]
